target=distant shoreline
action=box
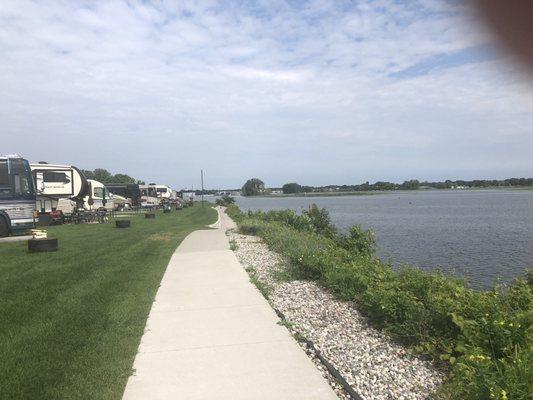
[249,186,533,198]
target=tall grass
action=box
[227,204,532,400]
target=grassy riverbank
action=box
[226,204,532,400]
[0,206,217,400]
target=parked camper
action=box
[84,180,114,211]
[30,162,89,223]
[139,184,162,208]
[110,194,129,210]
[105,183,141,207]
[154,184,173,200]
[0,155,35,236]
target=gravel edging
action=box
[229,231,444,400]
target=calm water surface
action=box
[234,190,533,288]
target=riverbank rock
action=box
[229,231,444,400]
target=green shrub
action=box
[245,204,338,238]
[303,204,337,238]
[335,224,376,257]
[225,204,532,400]
[225,204,243,222]
[215,194,236,206]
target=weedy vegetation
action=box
[225,204,532,400]
[215,194,236,207]
[229,238,238,251]
[245,266,271,299]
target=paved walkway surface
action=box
[122,207,338,400]
[0,235,33,243]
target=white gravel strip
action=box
[229,232,444,400]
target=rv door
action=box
[35,172,45,193]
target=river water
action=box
[233,190,533,288]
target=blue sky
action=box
[1,0,532,189]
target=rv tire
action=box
[0,216,8,237]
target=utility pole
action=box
[201,169,204,207]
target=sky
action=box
[1,0,533,189]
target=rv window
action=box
[43,171,70,184]
[0,160,10,197]
[156,188,167,193]
[10,159,33,198]
[93,187,104,198]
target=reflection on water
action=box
[234,190,533,288]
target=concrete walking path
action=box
[122,207,338,400]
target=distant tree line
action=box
[279,178,533,194]
[201,176,533,197]
[81,168,145,185]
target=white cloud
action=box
[1,0,532,188]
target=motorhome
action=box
[140,184,173,199]
[83,180,115,211]
[0,155,35,236]
[110,193,130,210]
[154,184,173,200]
[30,162,89,220]
[105,183,141,207]
[139,183,173,207]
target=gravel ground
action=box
[229,231,444,400]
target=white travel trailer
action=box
[83,180,115,211]
[140,184,172,198]
[182,191,195,202]
[155,184,173,199]
[110,193,130,209]
[30,162,89,216]
[139,184,159,208]
[0,155,35,236]
[139,183,173,207]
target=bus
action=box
[0,155,36,237]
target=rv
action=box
[154,184,173,200]
[30,162,89,222]
[139,183,171,207]
[105,183,141,207]
[83,180,115,210]
[0,155,35,236]
[140,184,173,199]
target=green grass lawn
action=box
[0,205,217,400]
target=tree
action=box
[242,178,265,196]
[93,168,113,183]
[282,182,302,194]
[80,168,141,184]
[401,179,420,190]
[112,173,136,184]
[80,169,95,180]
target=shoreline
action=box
[224,204,532,400]
[247,186,533,198]
[228,229,443,400]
